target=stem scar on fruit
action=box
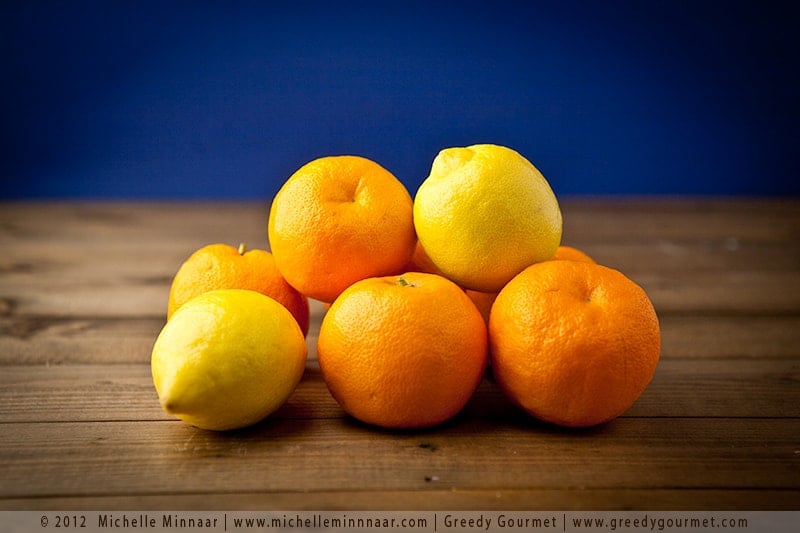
[397,277,417,287]
[237,243,247,255]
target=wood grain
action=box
[1,419,798,501]
[3,314,799,365]
[1,199,798,511]
[2,199,798,317]
[3,489,799,512]
[0,359,798,423]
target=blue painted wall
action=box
[2,1,798,199]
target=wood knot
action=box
[0,297,16,316]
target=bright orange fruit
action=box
[317,272,488,429]
[489,260,660,427]
[167,243,309,336]
[268,155,416,303]
[406,241,496,323]
[465,289,497,325]
[553,245,596,263]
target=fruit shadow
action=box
[334,375,617,440]
[164,406,313,443]
[463,371,621,438]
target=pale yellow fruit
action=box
[151,289,307,431]
[413,144,562,292]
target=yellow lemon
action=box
[151,289,307,431]
[413,144,562,293]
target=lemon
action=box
[151,289,307,431]
[413,144,562,292]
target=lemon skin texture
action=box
[413,144,562,293]
[151,289,307,431]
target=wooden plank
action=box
[2,201,798,265]
[565,240,800,275]
[1,198,798,513]
[1,262,798,316]
[3,315,798,366]
[0,252,800,318]
[3,236,797,284]
[560,196,800,243]
[0,418,798,501]
[3,198,799,245]
[660,315,800,360]
[0,202,272,250]
[0,364,336,424]
[0,317,166,365]
[2,201,799,317]
[635,270,800,314]
[0,299,326,365]
[1,359,798,423]
[2,489,799,511]
[628,359,800,418]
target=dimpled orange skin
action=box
[167,243,310,336]
[489,261,661,427]
[317,272,488,429]
[464,245,594,327]
[268,155,416,303]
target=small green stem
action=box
[237,243,247,255]
[397,276,415,287]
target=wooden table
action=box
[1,198,798,511]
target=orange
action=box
[406,241,495,325]
[464,246,593,325]
[403,240,445,276]
[167,243,309,336]
[489,261,660,427]
[462,247,594,323]
[268,155,416,303]
[317,272,488,429]
[553,245,596,263]
[465,289,497,325]
[465,245,593,327]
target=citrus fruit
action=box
[553,245,596,264]
[403,240,445,276]
[465,289,497,325]
[405,240,496,325]
[413,144,562,293]
[317,272,488,429]
[489,261,660,427]
[167,243,310,336]
[268,155,416,303]
[151,289,307,431]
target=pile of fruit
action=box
[151,144,661,431]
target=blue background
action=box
[2,0,798,199]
